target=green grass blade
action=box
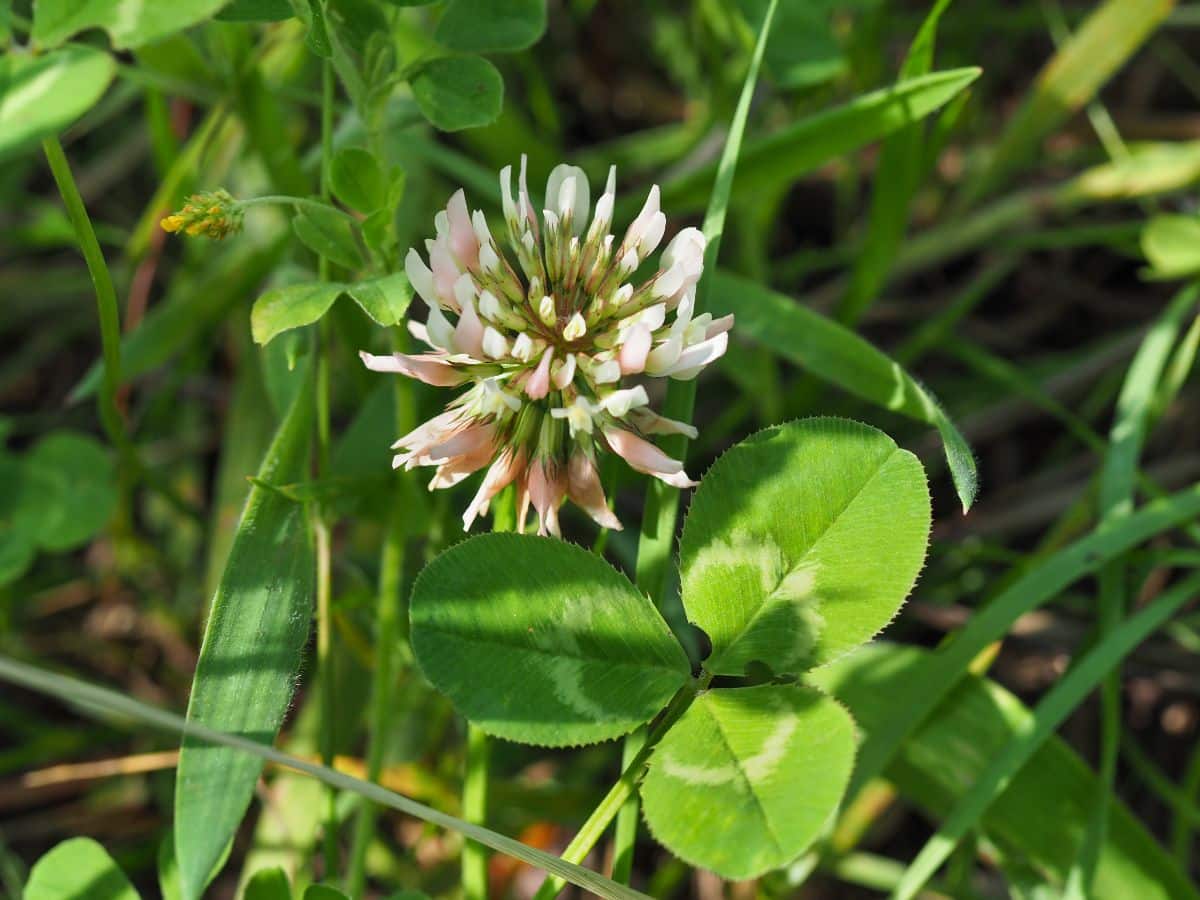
[848,482,1200,800]
[889,573,1200,900]
[963,0,1174,206]
[839,0,954,325]
[814,644,1200,900]
[173,374,315,900]
[0,655,652,900]
[709,270,978,511]
[1070,282,1199,895]
[647,67,980,217]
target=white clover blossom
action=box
[360,156,731,536]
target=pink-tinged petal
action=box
[706,314,734,338]
[604,427,698,488]
[662,332,728,379]
[618,323,653,375]
[568,454,622,531]
[426,437,495,489]
[454,295,485,359]
[528,460,565,537]
[446,189,480,270]
[359,351,468,387]
[411,422,495,469]
[463,449,525,531]
[428,238,462,311]
[391,409,460,451]
[627,408,698,439]
[524,347,554,400]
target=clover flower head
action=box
[161,189,243,239]
[361,156,731,536]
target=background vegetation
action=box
[3,0,1200,898]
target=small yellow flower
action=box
[160,189,243,240]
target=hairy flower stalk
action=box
[361,157,731,536]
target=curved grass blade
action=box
[848,481,1200,800]
[1070,282,1200,894]
[174,375,315,900]
[839,0,954,325]
[649,67,980,216]
[710,270,978,511]
[963,0,1173,206]
[0,655,652,900]
[889,573,1200,900]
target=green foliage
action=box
[661,67,981,212]
[292,203,364,270]
[32,0,230,48]
[0,431,117,585]
[435,0,546,54]
[815,644,1200,900]
[218,0,294,22]
[966,0,1174,203]
[410,534,691,747]
[24,838,140,900]
[174,382,315,900]
[410,56,504,132]
[1141,215,1200,280]
[330,146,390,213]
[0,45,115,160]
[711,271,978,511]
[680,418,930,677]
[252,273,413,344]
[244,867,293,900]
[641,685,856,879]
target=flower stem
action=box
[315,50,339,880]
[346,329,415,895]
[530,676,707,900]
[462,722,492,900]
[345,501,407,895]
[613,0,780,882]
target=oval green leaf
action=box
[330,146,389,214]
[252,282,346,345]
[24,431,118,552]
[680,417,930,677]
[25,837,140,900]
[1141,214,1200,281]
[0,45,115,160]
[410,56,503,132]
[641,684,856,879]
[174,383,315,900]
[33,0,230,49]
[410,533,691,747]
[292,204,363,270]
[435,0,546,53]
[347,272,413,326]
[243,867,293,900]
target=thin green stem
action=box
[41,136,201,523]
[614,0,780,880]
[531,676,708,900]
[315,50,339,880]
[240,194,358,222]
[42,138,125,448]
[463,723,492,900]
[346,329,415,896]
